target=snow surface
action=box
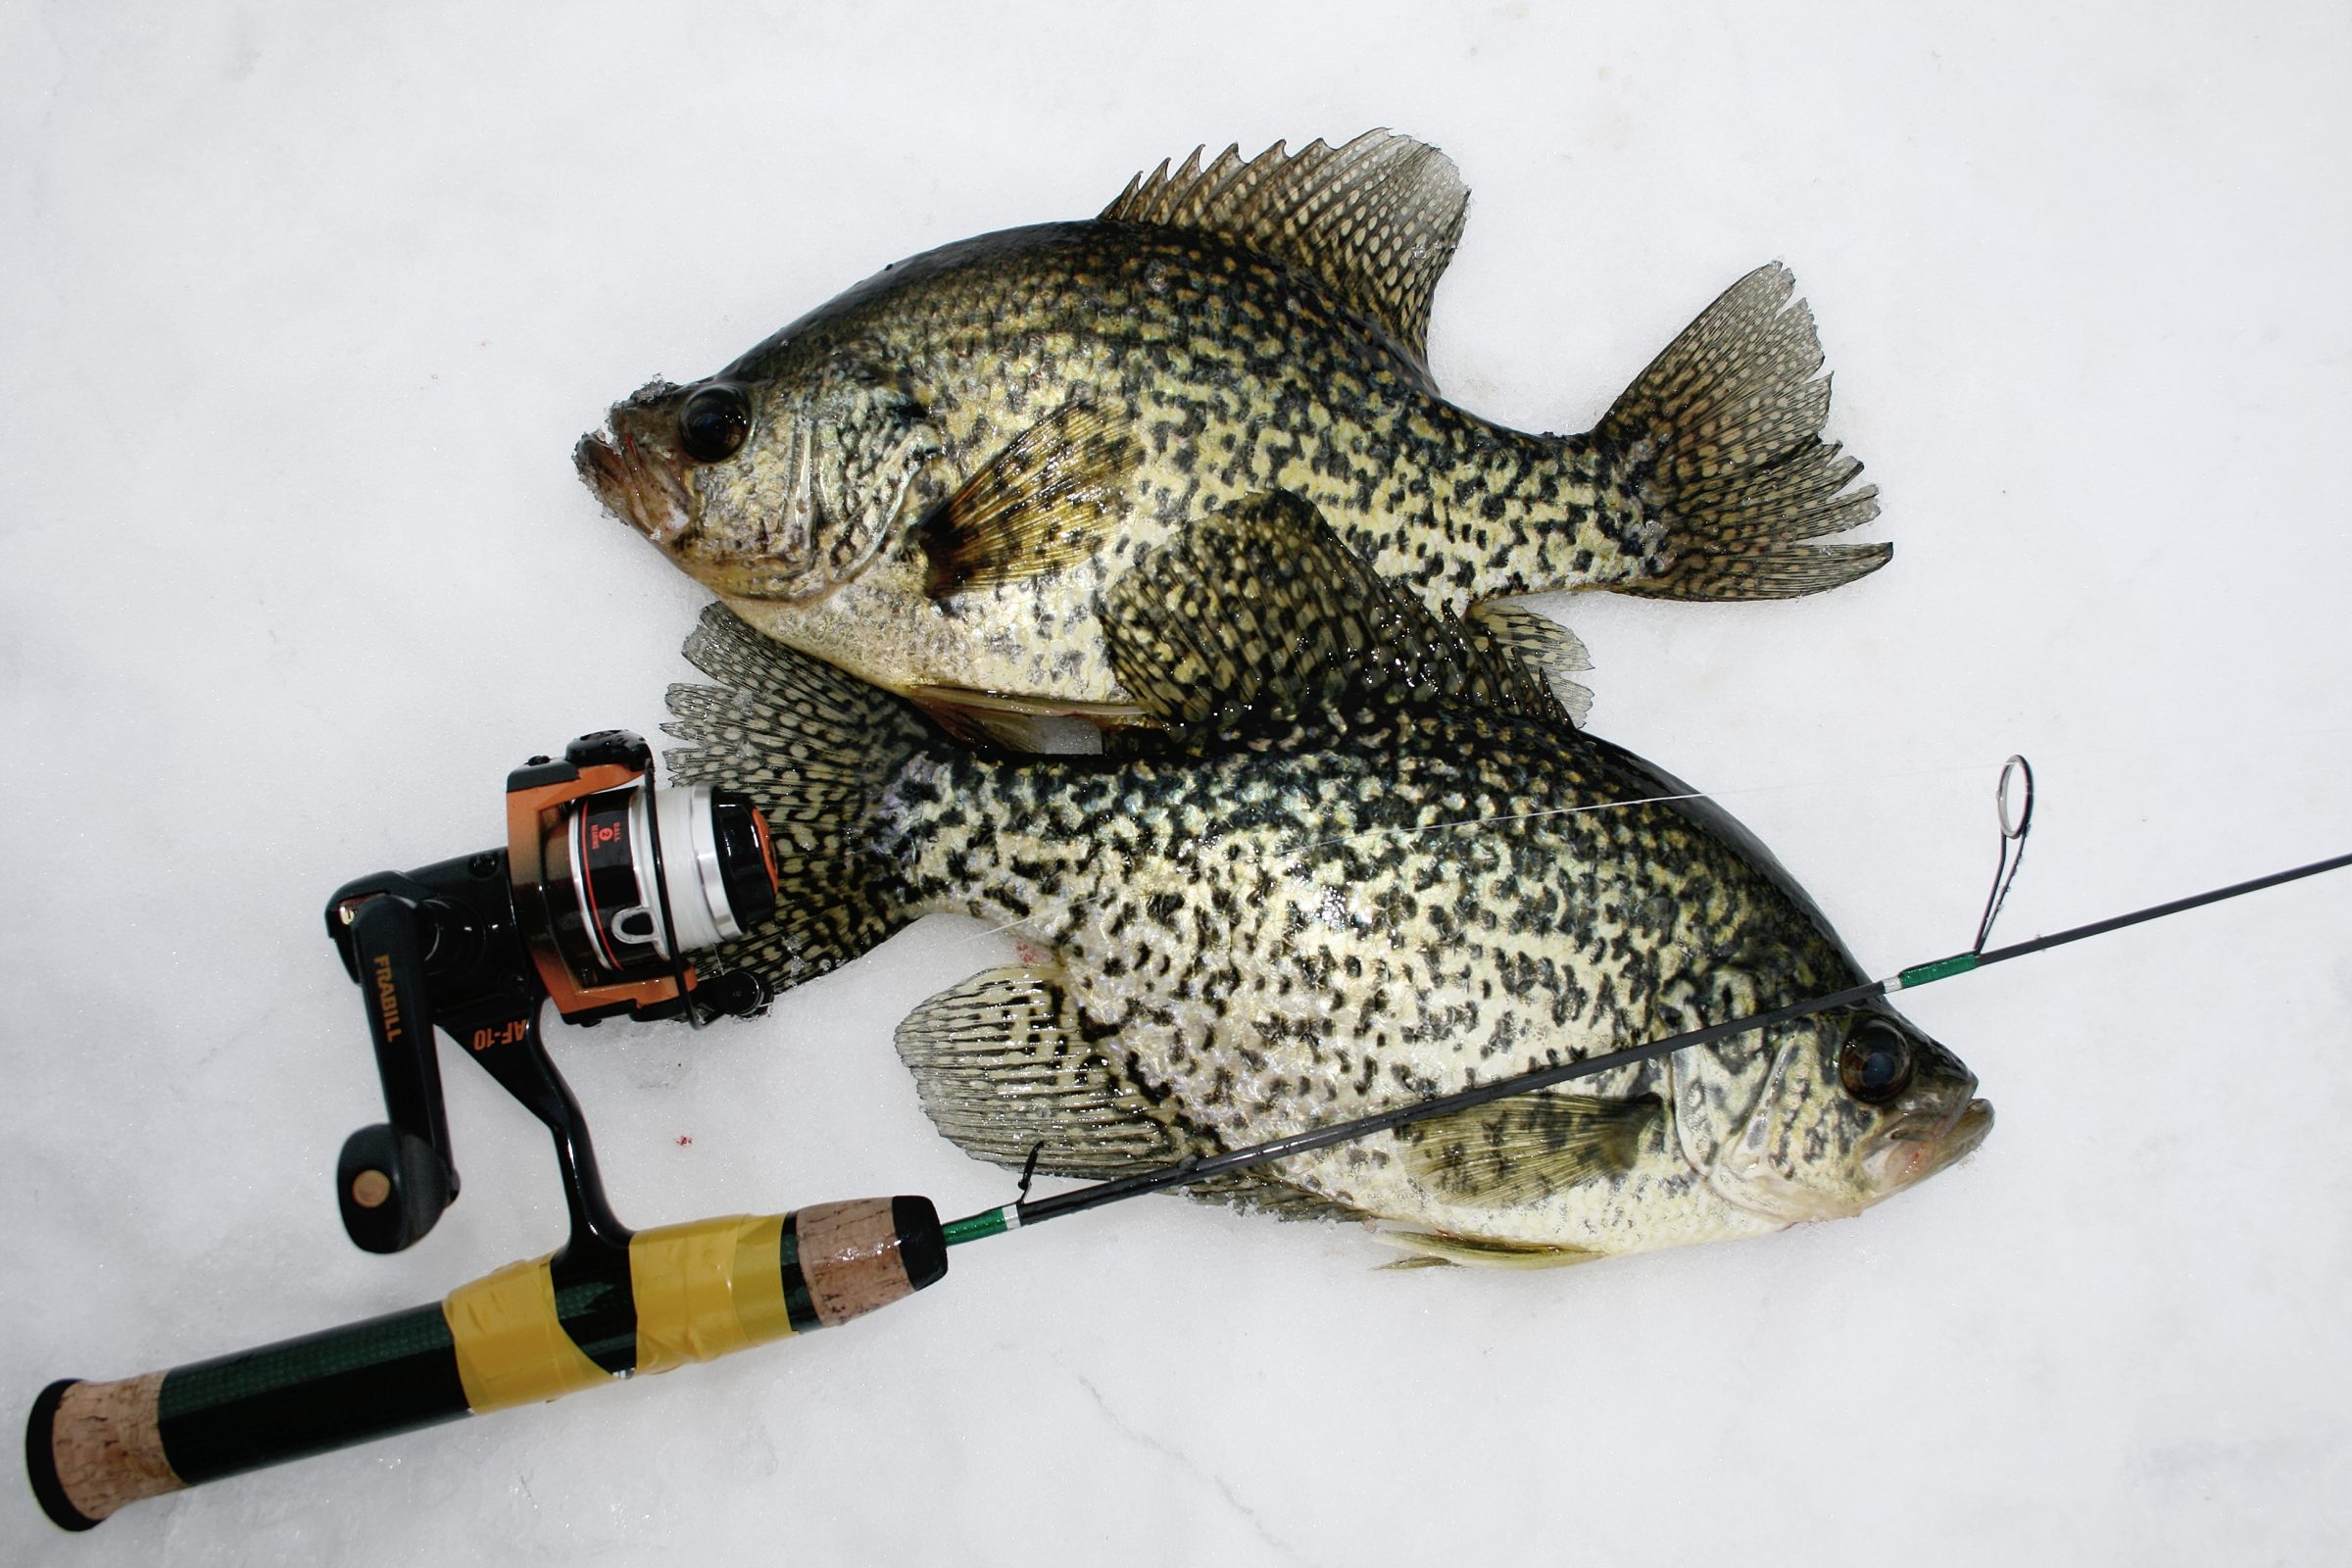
[5,3,2349,1564]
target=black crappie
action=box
[662,495,1986,1264]
[587,132,1886,744]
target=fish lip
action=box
[573,427,625,493]
[1862,1097,1994,1193]
[574,422,692,546]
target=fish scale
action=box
[663,494,1987,1264]
[585,132,1887,743]
[759,226,1593,666]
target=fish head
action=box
[1704,1006,1992,1225]
[575,373,902,604]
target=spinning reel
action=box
[322,731,779,1254]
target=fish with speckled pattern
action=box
[582,132,1888,746]
[661,494,1987,1265]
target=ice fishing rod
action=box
[25,754,2350,1530]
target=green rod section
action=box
[941,1208,1013,1248]
[1891,952,1979,990]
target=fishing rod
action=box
[24,751,2349,1530]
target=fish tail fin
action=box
[1589,263,1887,600]
[661,605,930,994]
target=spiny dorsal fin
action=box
[1396,1092,1664,1207]
[1100,131,1468,367]
[912,399,1139,599]
[1101,490,1564,733]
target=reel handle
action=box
[25,1198,949,1530]
[333,892,459,1250]
[335,1123,455,1253]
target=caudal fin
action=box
[1595,264,1886,600]
[662,604,933,993]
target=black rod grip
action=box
[26,1303,467,1529]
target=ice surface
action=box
[5,4,2349,1565]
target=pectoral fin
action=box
[1397,1092,1662,1207]
[912,400,1139,599]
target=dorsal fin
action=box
[1100,490,1564,733]
[1100,131,1468,366]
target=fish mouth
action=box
[574,424,693,548]
[1861,1097,1994,1196]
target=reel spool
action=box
[323,731,779,1254]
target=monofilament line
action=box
[950,758,2016,952]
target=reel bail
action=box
[322,731,780,1255]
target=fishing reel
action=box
[323,731,779,1254]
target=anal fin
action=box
[1101,490,1566,733]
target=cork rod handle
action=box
[26,1374,183,1530]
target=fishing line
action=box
[940,738,2343,965]
[949,785,1717,949]
[946,763,2001,952]
[938,760,2352,1245]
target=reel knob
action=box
[335,1123,455,1253]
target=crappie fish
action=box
[662,494,1986,1264]
[587,132,1886,743]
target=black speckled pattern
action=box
[587,136,1885,723]
[663,506,1981,1260]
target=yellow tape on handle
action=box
[442,1214,795,1411]
[629,1213,794,1375]
[442,1255,612,1413]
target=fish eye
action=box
[1839,1020,1914,1104]
[678,384,752,464]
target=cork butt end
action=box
[24,1372,185,1529]
[26,1381,99,1531]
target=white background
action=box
[6,3,2348,1564]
